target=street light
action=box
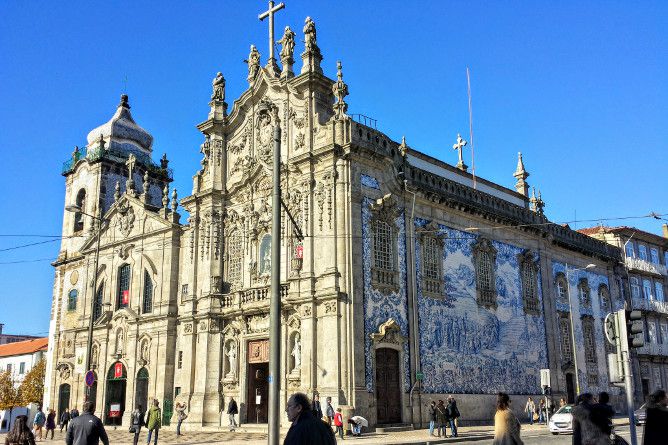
[565,263,596,397]
[65,204,106,403]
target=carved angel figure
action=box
[291,337,301,372]
[277,26,296,61]
[211,72,225,101]
[226,341,237,378]
[303,17,317,51]
[246,45,261,83]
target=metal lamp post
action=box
[65,204,106,401]
[565,263,596,397]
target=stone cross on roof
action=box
[125,154,137,196]
[452,133,468,171]
[258,0,285,76]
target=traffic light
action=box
[626,309,645,348]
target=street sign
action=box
[109,404,121,417]
[415,371,424,381]
[84,370,96,387]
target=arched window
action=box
[582,316,598,385]
[420,229,444,298]
[117,264,131,309]
[142,270,153,314]
[93,284,104,321]
[373,220,393,271]
[227,231,243,287]
[598,284,611,314]
[472,238,497,309]
[578,278,591,308]
[519,250,539,314]
[558,313,573,367]
[369,196,400,294]
[555,273,568,304]
[73,189,86,232]
[67,289,78,311]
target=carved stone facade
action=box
[44,13,627,431]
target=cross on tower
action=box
[125,154,136,178]
[259,1,285,67]
[452,133,469,171]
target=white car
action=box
[549,405,573,435]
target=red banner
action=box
[114,362,123,379]
[295,245,303,259]
[122,290,129,305]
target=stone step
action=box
[375,423,414,433]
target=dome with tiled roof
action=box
[86,94,153,156]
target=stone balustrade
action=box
[219,283,290,310]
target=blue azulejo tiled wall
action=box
[551,262,615,394]
[415,219,549,395]
[361,197,411,393]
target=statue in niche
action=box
[303,17,318,52]
[141,341,150,363]
[114,329,125,355]
[277,26,295,62]
[245,45,261,83]
[259,235,272,275]
[225,341,237,378]
[291,336,301,373]
[211,72,225,101]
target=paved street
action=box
[0,421,643,444]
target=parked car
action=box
[549,404,573,435]
[634,403,647,425]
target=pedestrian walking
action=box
[130,405,144,445]
[492,392,523,445]
[4,415,36,445]
[65,401,108,445]
[435,400,449,438]
[227,397,238,431]
[325,397,335,428]
[333,407,344,440]
[312,394,323,420]
[44,410,55,440]
[446,396,460,437]
[175,402,187,436]
[59,409,70,432]
[538,399,546,424]
[145,399,161,445]
[524,397,535,425]
[427,401,437,436]
[69,408,79,420]
[571,393,608,445]
[642,389,668,445]
[32,406,45,441]
[283,392,336,445]
[592,392,614,436]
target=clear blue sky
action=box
[0,1,666,335]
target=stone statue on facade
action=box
[291,337,301,373]
[278,26,295,62]
[303,17,318,52]
[245,45,261,83]
[211,72,225,101]
[226,341,237,378]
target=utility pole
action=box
[268,105,282,445]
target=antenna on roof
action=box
[466,67,477,190]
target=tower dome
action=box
[86,94,153,156]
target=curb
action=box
[377,434,495,445]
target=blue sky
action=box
[0,1,666,335]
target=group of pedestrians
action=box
[523,397,551,425]
[129,399,170,445]
[427,396,460,438]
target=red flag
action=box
[295,245,303,259]
[114,362,123,378]
[122,290,129,305]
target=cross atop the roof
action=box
[259,1,285,75]
[452,133,469,171]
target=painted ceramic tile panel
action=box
[361,197,411,393]
[415,219,549,394]
[361,174,381,190]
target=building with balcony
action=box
[579,224,668,401]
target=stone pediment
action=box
[79,194,176,253]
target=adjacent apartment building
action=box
[579,224,668,402]
[0,338,48,388]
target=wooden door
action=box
[375,348,401,424]
[246,363,269,423]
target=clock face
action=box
[70,270,79,285]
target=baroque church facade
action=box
[44,15,626,428]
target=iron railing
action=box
[62,144,173,180]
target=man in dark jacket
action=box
[312,394,323,420]
[591,392,615,436]
[65,401,109,445]
[643,389,668,445]
[446,396,460,437]
[227,397,239,431]
[284,392,336,445]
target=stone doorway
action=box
[565,373,575,404]
[104,362,127,425]
[375,348,401,424]
[58,383,70,422]
[135,368,149,413]
[246,339,269,424]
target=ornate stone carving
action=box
[277,25,295,77]
[370,318,406,345]
[183,322,193,334]
[199,320,208,332]
[300,304,312,318]
[116,202,135,237]
[247,314,270,333]
[211,72,225,102]
[256,103,277,165]
[245,45,261,83]
[295,132,305,150]
[57,363,72,380]
[324,301,337,314]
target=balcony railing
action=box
[219,283,290,310]
[630,297,668,315]
[626,257,668,276]
[636,343,668,357]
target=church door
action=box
[246,339,269,423]
[375,348,401,424]
[566,373,575,404]
[58,384,70,422]
[105,362,127,425]
[135,368,149,412]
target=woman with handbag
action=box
[129,404,144,445]
[175,403,188,436]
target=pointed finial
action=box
[143,171,150,195]
[332,61,349,119]
[162,184,169,209]
[513,152,530,196]
[114,181,121,201]
[399,136,408,157]
[171,188,178,212]
[119,94,130,109]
